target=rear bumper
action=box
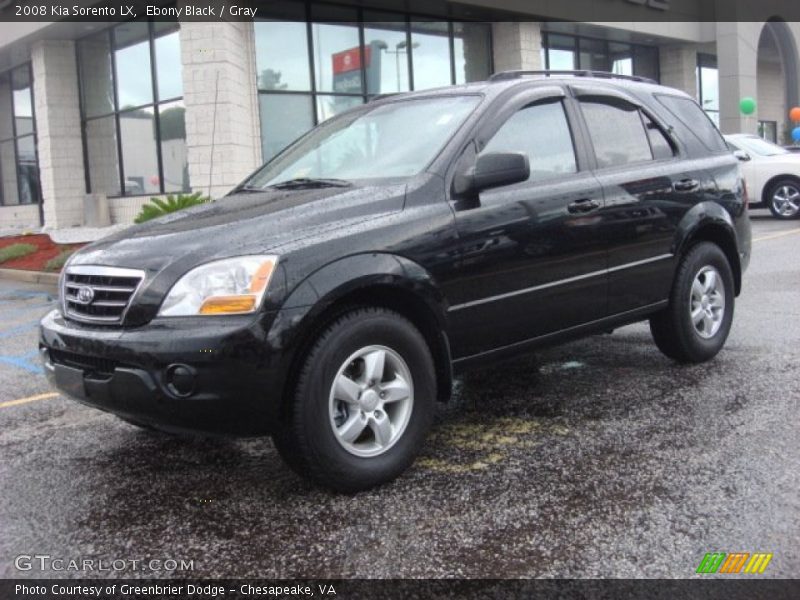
[39,309,286,435]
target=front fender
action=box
[262,253,452,415]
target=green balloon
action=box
[739,97,756,115]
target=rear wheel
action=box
[650,242,734,363]
[273,307,435,492]
[767,179,800,219]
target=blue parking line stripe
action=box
[0,321,40,339]
[0,355,43,374]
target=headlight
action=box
[158,255,278,317]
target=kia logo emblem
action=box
[75,286,95,305]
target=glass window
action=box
[483,100,577,182]
[633,46,659,81]
[730,135,788,157]
[0,64,41,206]
[254,21,312,91]
[155,28,183,100]
[579,38,608,71]
[12,67,34,136]
[581,100,653,168]
[114,22,153,109]
[85,116,120,197]
[758,121,778,143]
[119,108,159,195]
[79,22,188,197]
[246,96,479,187]
[656,94,727,153]
[411,22,452,90]
[313,20,362,94]
[453,22,492,84]
[158,100,188,192]
[0,140,19,205]
[78,32,114,118]
[643,114,675,160]
[696,54,719,124]
[254,16,491,166]
[259,93,315,161]
[546,34,576,70]
[363,16,410,95]
[610,43,633,76]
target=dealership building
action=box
[0,0,798,230]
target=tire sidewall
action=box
[675,244,735,360]
[297,311,435,488]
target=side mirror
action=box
[733,149,751,162]
[454,152,530,196]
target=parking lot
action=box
[1,212,798,579]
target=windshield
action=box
[243,95,480,189]
[731,136,790,157]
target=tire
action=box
[650,242,735,363]
[273,307,436,492]
[767,178,800,219]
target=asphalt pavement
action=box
[0,211,798,579]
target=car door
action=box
[445,88,608,359]
[572,87,716,315]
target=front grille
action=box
[49,348,119,376]
[63,265,145,324]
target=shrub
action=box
[0,243,37,264]
[134,192,211,224]
[45,247,78,272]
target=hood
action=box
[71,182,406,273]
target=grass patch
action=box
[0,243,37,264]
[44,247,78,272]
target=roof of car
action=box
[369,70,693,106]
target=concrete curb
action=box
[0,268,59,290]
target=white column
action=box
[658,45,698,98]
[716,22,761,135]
[31,40,85,228]
[492,22,543,73]
[180,21,261,199]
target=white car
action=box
[725,134,800,219]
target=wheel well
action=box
[761,174,800,205]
[280,284,453,417]
[685,225,742,295]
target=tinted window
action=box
[483,100,577,181]
[643,114,675,160]
[581,100,652,168]
[656,94,727,153]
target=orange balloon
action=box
[790,107,800,122]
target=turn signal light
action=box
[199,295,257,315]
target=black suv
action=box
[40,71,751,491]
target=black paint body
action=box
[40,76,751,435]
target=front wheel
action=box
[273,307,435,492]
[767,179,800,219]
[650,242,735,363]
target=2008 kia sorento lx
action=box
[40,71,751,492]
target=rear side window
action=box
[482,100,577,182]
[580,100,652,168]
[655,94,728,153]
[643,114,675,160]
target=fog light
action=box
[165,364,196,397]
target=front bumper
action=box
[39,309,286,435]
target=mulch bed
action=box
[0,234,84,272]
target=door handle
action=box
[567,198,601,214]
[673,178,699,192]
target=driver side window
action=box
[482,100,577,182]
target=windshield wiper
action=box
[232,185,266,194]
[269,177,352,190]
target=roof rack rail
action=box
[488,70,657,84]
